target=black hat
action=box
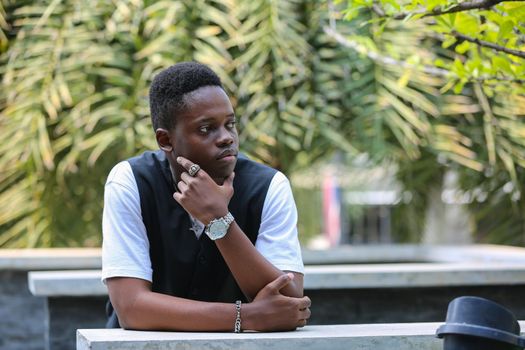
[436,296,525,350]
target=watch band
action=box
[222,212,235,226]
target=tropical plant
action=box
[337,0,525,94]
[327,0,525,244]
[0,0,243,247]
[0,0,359,247]
[2,0,524,248]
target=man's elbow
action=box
[282,282,304,298]
[114,302,142,330]
[289,286,304,298]
[117,304,159,330]
[111,291,151,330]
[281,272,304,298]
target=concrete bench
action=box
[0,248,101,350]
[77,322,525,350]
[301,243,525,265]
[14,244,525,350]
[28,262,525,295]
[30,261,525,350]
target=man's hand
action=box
[173,156,234,224]
[243,273,312,331]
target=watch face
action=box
[209,221,227,239]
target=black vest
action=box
[106,150,276,327]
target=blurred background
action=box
[1,0,524,249]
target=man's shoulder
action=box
[125,150,172,188]
[127,150,166,167]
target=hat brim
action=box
[436,323,524,347]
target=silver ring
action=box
[188,164,201,177]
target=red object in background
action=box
[322,172,341,247]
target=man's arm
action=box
[174,156,305,300]
[215,222,304,299]
[107,274,310,331]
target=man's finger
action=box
[264,273,293,294]
[177,180,188,193]
[298,296,311,310]
[299,307,311,320]
[180,172,194,183]
[176,156,194,171]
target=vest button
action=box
[199,256,207,264]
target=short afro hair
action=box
[149,62,223,130]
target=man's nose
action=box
[216,127,234,147]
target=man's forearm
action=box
[109,279,237,331]
[108,277,309,332]
[214,222,304,300]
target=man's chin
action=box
[210,168,235,185]
[210,174,229,186]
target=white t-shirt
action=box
[102,161,304,283]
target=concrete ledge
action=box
[5,244,525,271]
[0,248,101,270]
[304,262,525,289]
[13,244,525,350]
[77,324,443,350]
[77,322,525,350]
[29,270,106,296]
[26,244,525,350]
[301,244,525,264]
[29,262,525,296]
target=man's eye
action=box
[226,121,236,129]
[199,126,210,133]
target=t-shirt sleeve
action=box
[255,171,305,274]
[101,161,152,283]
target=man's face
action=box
[169,86,238,183]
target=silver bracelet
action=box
[234,300,242,333]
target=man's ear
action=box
[155,128,173,152]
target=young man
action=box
[102,62,311,332]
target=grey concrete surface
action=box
[301,244,525,264]
[5,244,525,350]
[0,249,101,350]
[29,271,106,297]
[36,283,525,350]
[29,262,525,349]
[28,262,525,296]
[0,249,101,270]
[0,271,47,350]
[49,297,107,350]
[304,262,525,288]
[4,244,525,271]
[77,323,444,350]
[307,285,525,324]
[77,322,525,350]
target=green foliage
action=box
[1,0,524,247]
[0,0,357,247]
[0,0,165,247]
[332,0,525,244]
[338,0,525,94]
[292,186,322,245]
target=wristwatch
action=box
[205,212,235,240]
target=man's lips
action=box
[217,149,238,160]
